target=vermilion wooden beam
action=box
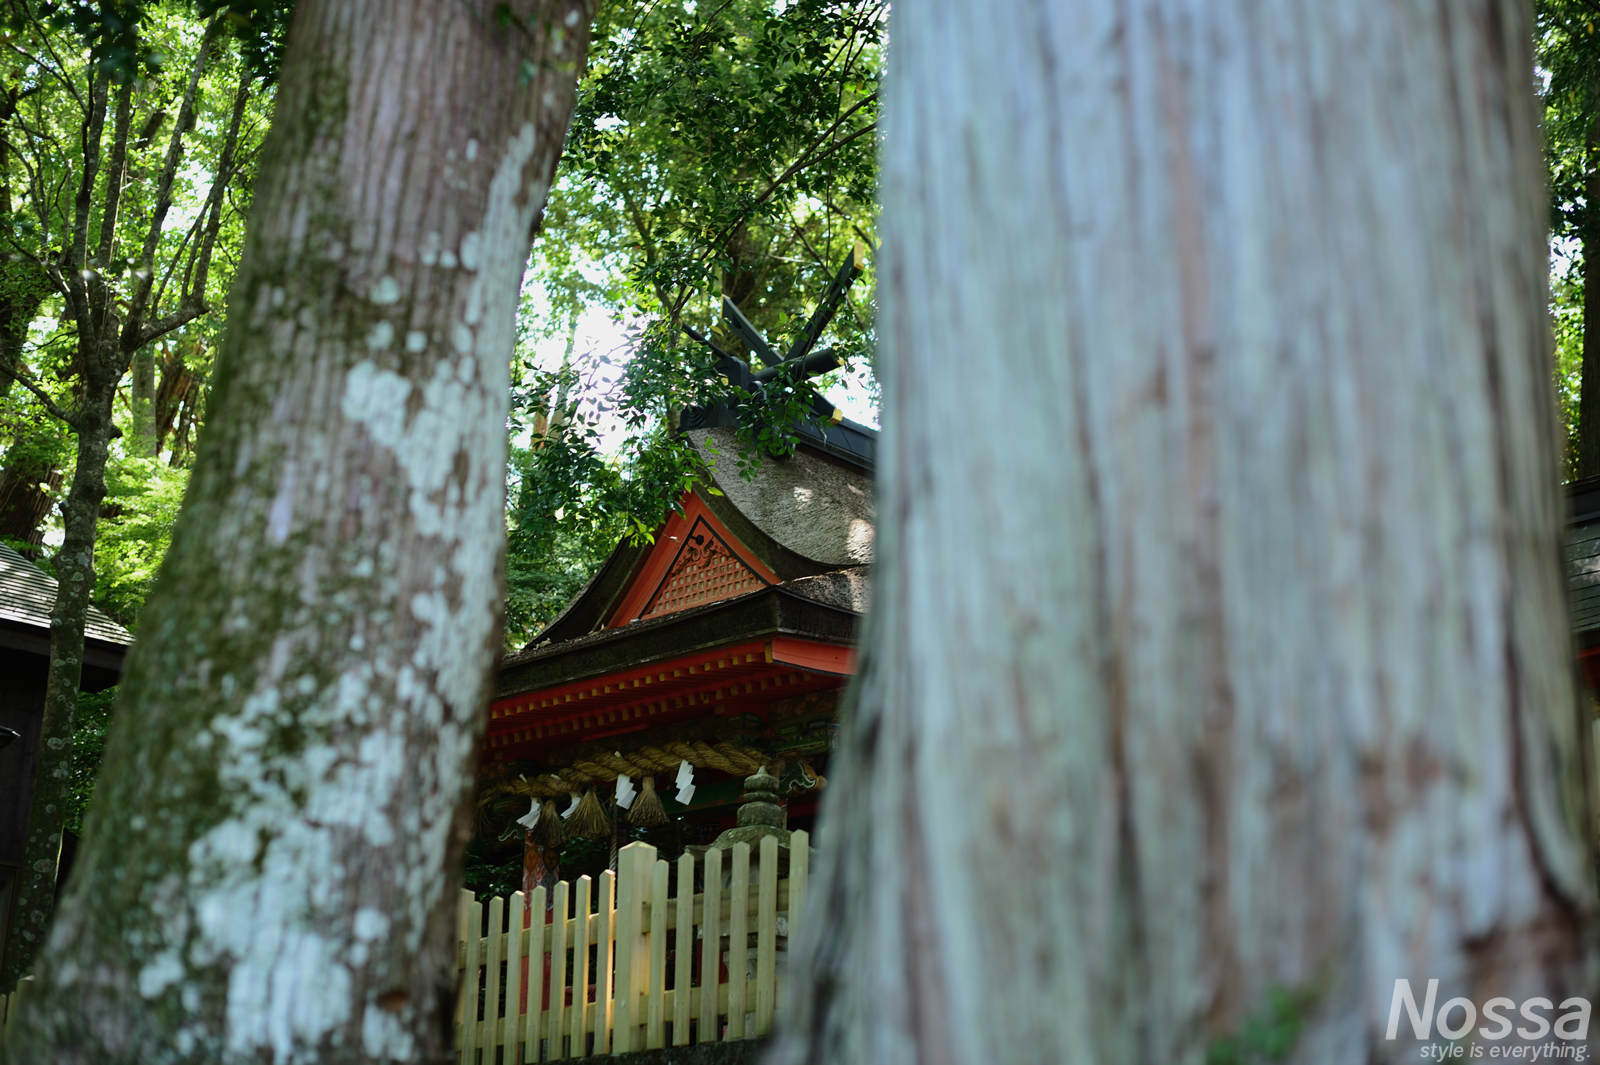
[484,636,855,759]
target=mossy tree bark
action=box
[773,3,1595,1064]
[3,0,593,1061]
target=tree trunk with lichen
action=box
[0,1,592,1061]
[772,3,1595,1065]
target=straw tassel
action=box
[568,787,611,839]
[628,775,668,827]
[531,798,567,848]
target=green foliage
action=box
[92,456,189,628]
[195,0,294,82]
[64,685,117,835]
[1555,263,1584,479]
[503,321,716,648]
[1537,1,1600,472]
[32,0,165,82]
[0,0,268,586]
[561,0,882,322]
[1206,986,1321,1065]
[506,0,883,638]
[1538,1,1600,241]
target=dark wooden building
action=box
[1569,477,1600,690]
[0,543,130,962]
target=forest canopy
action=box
[0,0,884,648]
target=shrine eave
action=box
[486,586,857,760]
[484,636,850,756]
[495,584,858,702]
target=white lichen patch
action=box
[369,276,401,305]
[139,950,185,998]
[458,231,481,271]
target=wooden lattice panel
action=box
[642,524,765,619]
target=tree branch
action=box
[94,81,133,267]
[138,296,208,349]
[127,17,222,334]
[63,75,108,331]
[0,361,80,429]
[187,70,251,304]
[2,30,83,113]
[672,105,878,317]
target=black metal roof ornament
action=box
[680,244,877,469]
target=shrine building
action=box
[481,416,875,869]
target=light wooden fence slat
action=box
[463,893,484,1064]
[571,875,591,1058]
[789,830,809,943]
[699,847,722,1043]
[647,857,669,1049]
[506,890,526,1061]
[526,885,548,1064]
[7,978,27,1040]
[483,895,505,1056]
[600,869,618,1054]
[599,868,618,1055]
[456,890,473,1057]
[549,879,570,1061]
[611,849,639,1053]
[726,843,749,1041]
[672,852,694,1046]
[755,835,779,1036]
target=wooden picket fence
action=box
[457,832,808,1062]
[0,977,26,1038]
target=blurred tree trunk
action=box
[127,345,157,457]
[774,3,1595,1064]
[2,0,593,1061]
[152,341,199,460]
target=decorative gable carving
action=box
[606,495,779,627]
[640,518,766,620]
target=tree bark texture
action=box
[3,1,592,1061]
[772,3,1593,1065]
[129,344,157,457]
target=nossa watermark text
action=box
[1388,980,1591,1059]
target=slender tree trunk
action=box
[4,0,592,1060]
[0,366,116,991]
[1579,119,1600,479]
[128,344,157,457]
[773,3,1593,1065]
